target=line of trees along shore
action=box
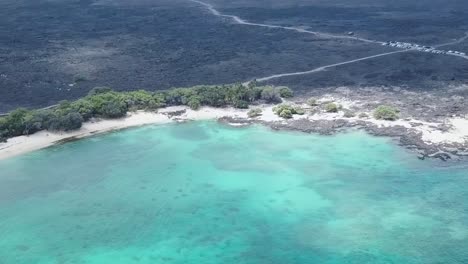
[0,83,293,141]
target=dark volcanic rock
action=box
[270,119,351,135]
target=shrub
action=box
[278,86,293,98]
[59,112,83,131]
[325,103,338,113]
[273,104,304,119]
[247,108,263,118]
[247,80,258,89]
[233,99,249,109]
[73,75,88,83]
[124,90,163,110]
[193,85,226,107]
[358,113,369,118]
[70,99,94,120]
[343,110,356,118]
[150,94,167,109]
[374,105,399,121]
[100,101,128,118]
[88,86,112,96]
[0,129,7,142]
[86,91,128,118]
[225,83,261,104]
[23,110,54,134]
[47,112,83,131]
[307,97,318,106]
[293,106,305,115]
[279,109,293,119]
[273,104,289,114]
[187,97,201,110]
[1,108,30,137]
[261,86,282,103]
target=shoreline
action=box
[1,100,468,161]
[0,106,248,161]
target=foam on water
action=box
[0,121,467,264]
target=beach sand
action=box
[1,103,468,160]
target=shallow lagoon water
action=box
[0,121,467,264]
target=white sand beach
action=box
[0,106,253,160]
[1,103,468,160]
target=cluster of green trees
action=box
[0,84,293,141]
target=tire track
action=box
[190,0,468,82]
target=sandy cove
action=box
[0,107,243,160]
[1,102,468,161]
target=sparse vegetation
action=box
[260,86,282,103]
[293,105,305,115]
[259,86,295,103]
[279,109,293,119]
[0,84,292,141]
[273,104,304,119]
[373,105,399,121]
[247,108,263,118]
[325,103,339,113]
[88,86,113,96]
[278,86,294,98]
[73,75,88,83]
[343,110,356,118]
[307,98,318,106]
[358,113,369,119]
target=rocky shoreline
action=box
[219,116,465,161]
[1,86,467,162]
[216,86,468,161]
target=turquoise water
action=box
[0,121,467,264]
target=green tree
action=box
[47,112,83,131]
[60,112,83,131]
[247,80,258,89]
[195,85,226,107]
[100,101,128,118]
[23,110,52,135]
[3,108,30,137]
[71,99,94,120]
[124,90,156,110]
